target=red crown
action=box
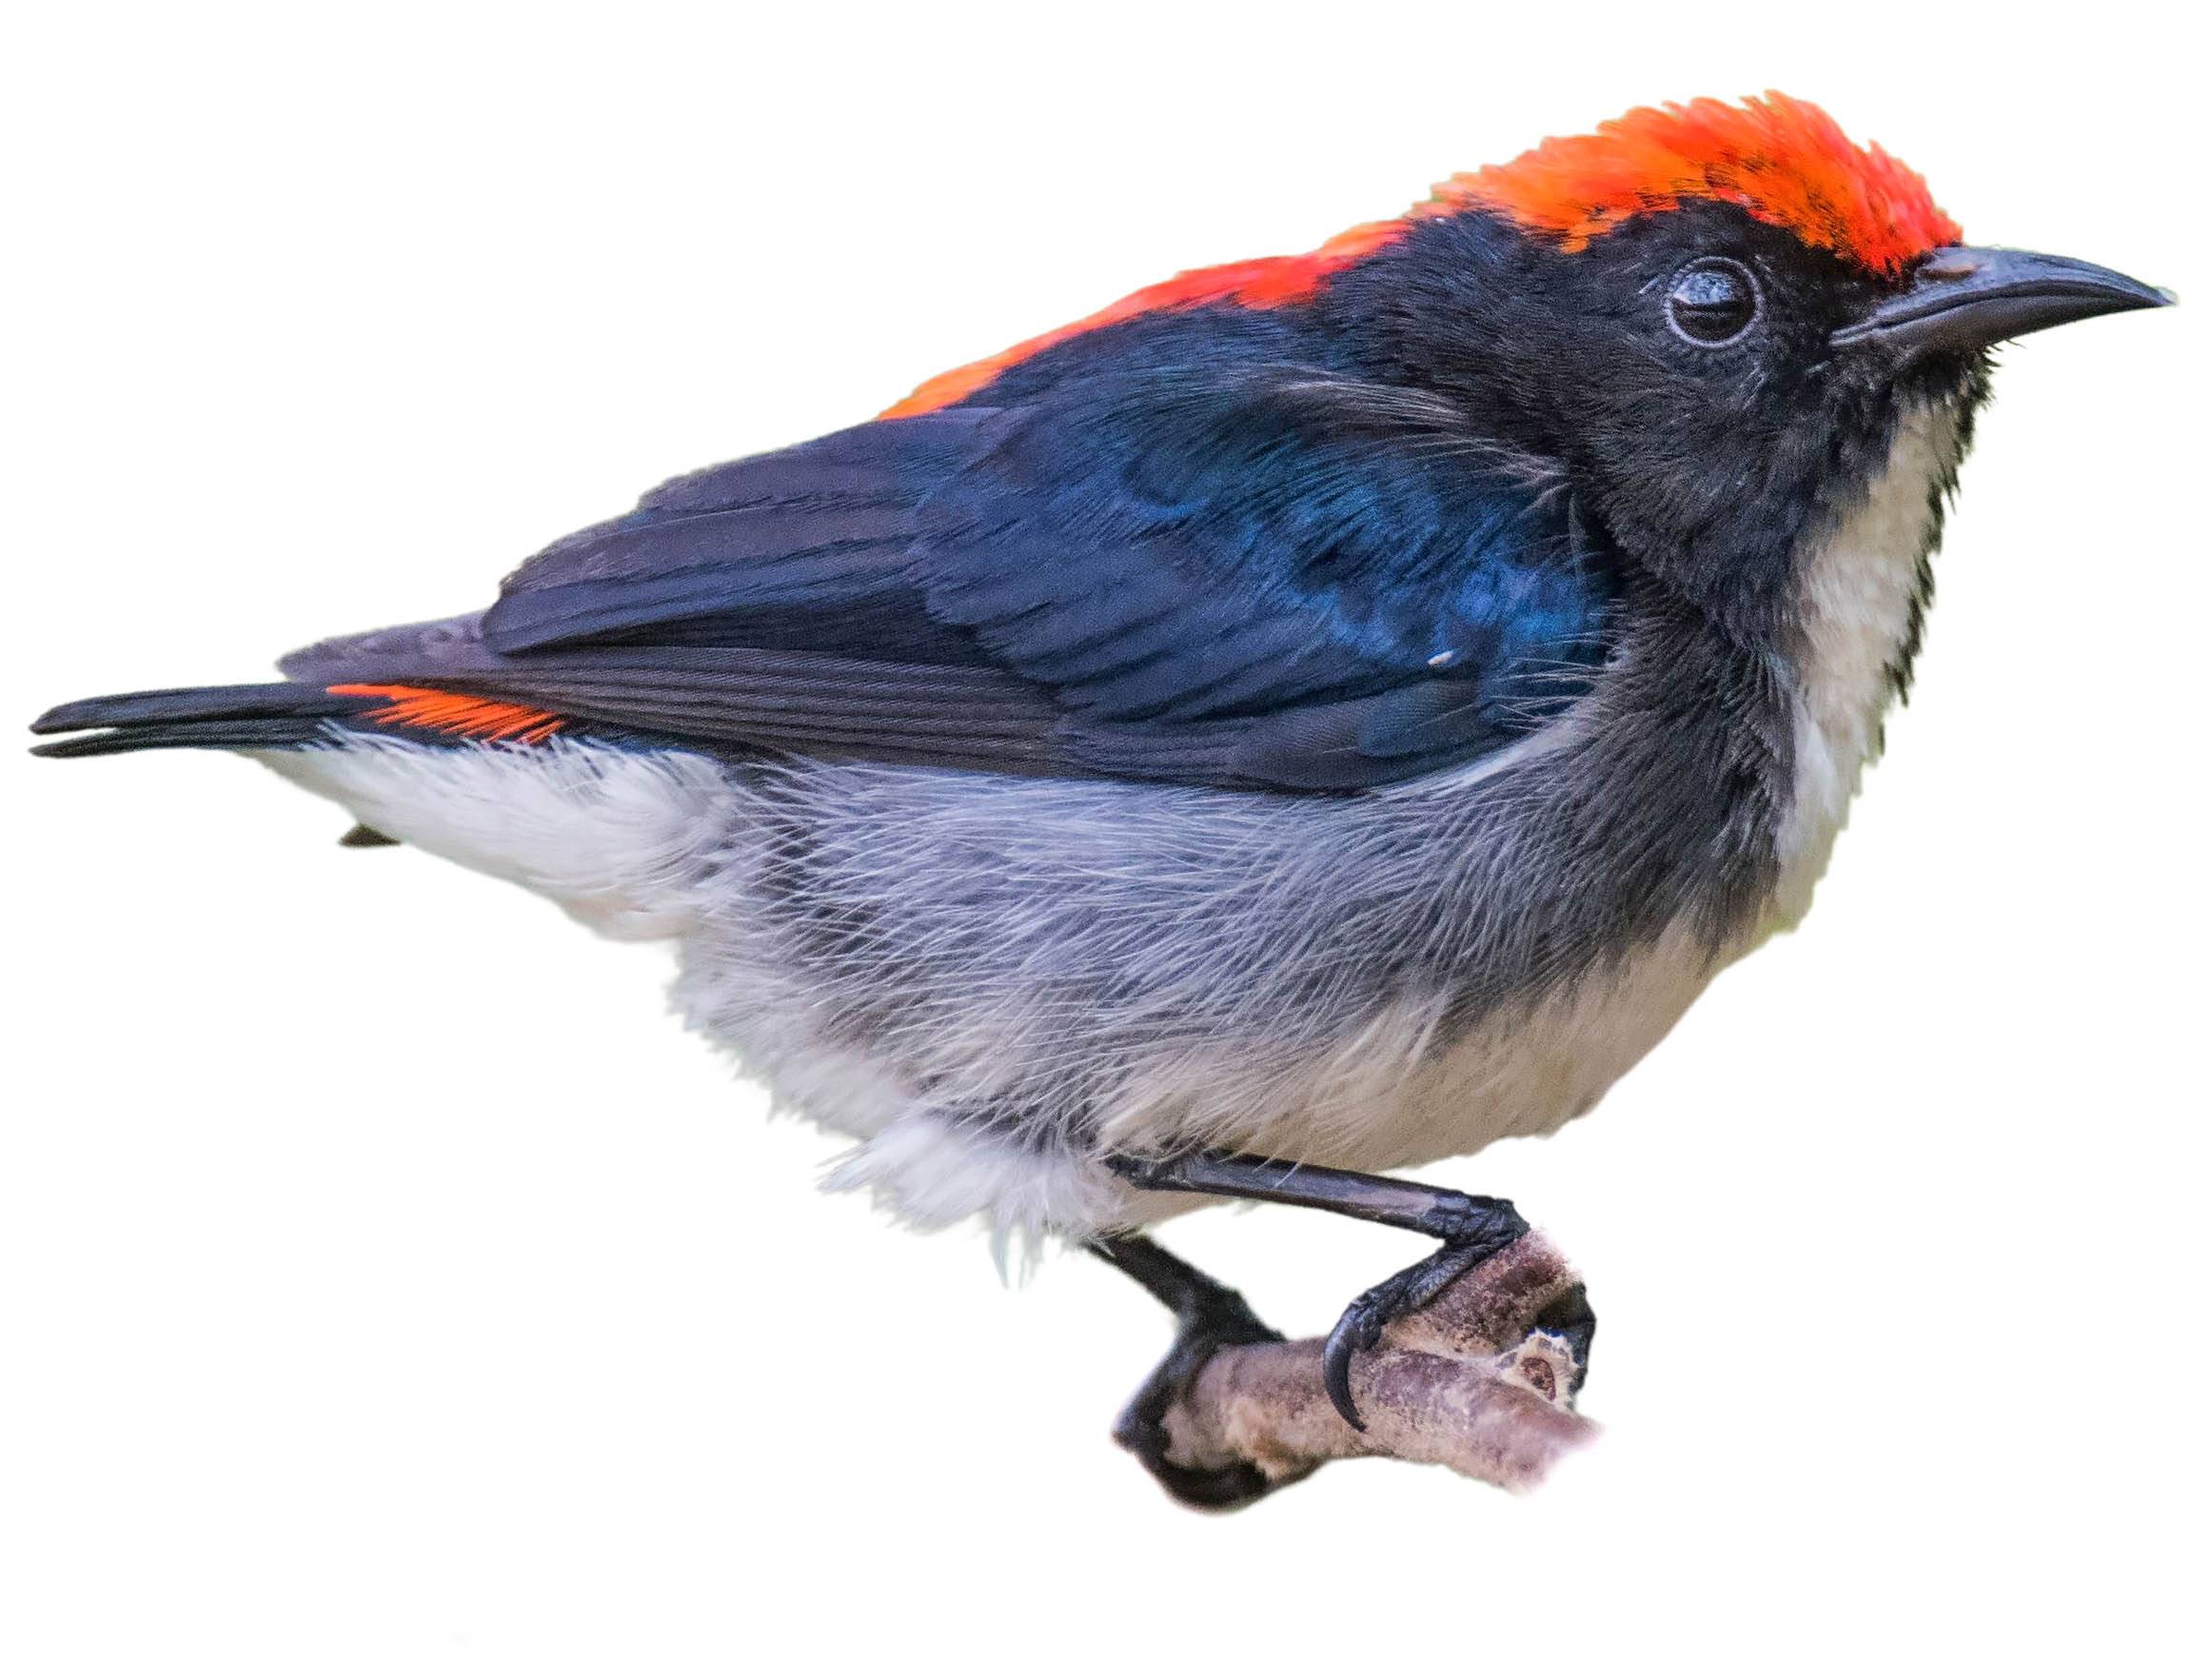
[1436,91,1961,279]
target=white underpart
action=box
[258,739,734,939]
[797,907,1728,1241]
[1115,916,1725,1215]
[1768,402,1961,928]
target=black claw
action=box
[1321,1312,1373,1432]
[1315,1231,1520,1431]
[1532,1285,1597,1398]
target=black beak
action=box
[1833,246,2172,363]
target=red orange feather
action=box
[331,683,565,744]
[1436,91,1961,280]
[878,219,1403,420]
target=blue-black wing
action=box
[287,368,1621,792]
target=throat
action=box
[1771,402,1962,921]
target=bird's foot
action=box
[1115,1282,1284,1510]
[1094,1236,1287,1510]
[1321,1195,1531,1431]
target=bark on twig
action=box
[1133,1232,1598,1502]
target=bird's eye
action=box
[1665,257,1761,346]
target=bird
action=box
[32,92,2170,1502]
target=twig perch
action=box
[1124,1231,1597,1505]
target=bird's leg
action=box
[1086,1232,1287,1510]
[1105,1151,1535,1432]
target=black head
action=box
[1317,96,2170,642]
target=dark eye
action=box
[1665,256,1761,346]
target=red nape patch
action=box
[330,683,565,744]
[1436,91,1961,279]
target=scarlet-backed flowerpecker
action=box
[33,93,2172,1502]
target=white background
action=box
[5,6,2204,1655]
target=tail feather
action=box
[30,681,563,758]
[30,684,371,758]
[33,682,356,733]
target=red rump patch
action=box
[331,683,565,744]
[879,93,1958,420]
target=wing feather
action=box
[288,371,1619,791]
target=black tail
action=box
[31,683,385,759]
[33,680,570,758]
